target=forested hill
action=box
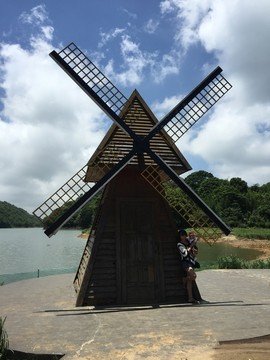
[0,201,41,228]
[183,171,270,228]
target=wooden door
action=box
[118,199,159,304]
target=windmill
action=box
[33,42,232,306]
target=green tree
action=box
[42,193,102,229]
[185,170,214,193]
[78,193,101,229]
[197,177,229,209]
[229,177,248,193]
[216,187,250,227]
[0,201,41,228]
[260,182,270,193]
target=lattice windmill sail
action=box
[33,42,232,306]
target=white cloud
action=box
[159,0,270,185]
[98,27,125,49]
[102,34,180,86]
[41,25,54,41]
[190,100,270,184]
[93,13,183,87]
[0,14,107,212]
[122,8,137,20]
[144,19,159,34]
[160,0,212,50]
[104,35,158,87]
[151,94,182,119]
[151,51,180,83]
[160,0,175,14]
[19,4,49,25]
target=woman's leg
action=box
[186,267,197,302]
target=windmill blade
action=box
[140,68,233,233]
[33,164,91,226]
[145,67,232,144]
[34,43,143,237]
[141,148,230,243]
[33,149,136,237]
[143,166,224,245]
[50,42,138,140]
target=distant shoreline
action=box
[218,234,270,260]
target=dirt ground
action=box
[174,335,270,360]
[75,338,270,360]
[212,335,270,360]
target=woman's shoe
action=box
[188,299,200,304]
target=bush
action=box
[217,255,270,269]
[248,258,270,269]
[231,227,270,240]
[217,255,247,269]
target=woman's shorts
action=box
[181,260,195,271]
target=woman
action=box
[177,229,200,304]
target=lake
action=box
[0,228,86,284]
[0,228,262,284]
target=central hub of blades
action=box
[133,135,149,154]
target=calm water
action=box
[0,228,262,284]
[0,228,86,284]
[199,241,261,263]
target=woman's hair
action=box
[178,229,187,237]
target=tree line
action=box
[184,171,270,228]
[44,170,270,230]
[2,171,269,229]
[0,201,41,228]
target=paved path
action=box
[0,270,270,359]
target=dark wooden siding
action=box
[157,201,187,303]
[76,168,189,306]
[83,195,118,306]
[84,233,117,306]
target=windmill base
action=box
[74,168,202,306]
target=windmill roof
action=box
[85,90,191,182]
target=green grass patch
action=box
[232,227,270,240]
[197,263,217,271]
[199,256,270,270]
[81,228,90,234]
[216,255,270,269]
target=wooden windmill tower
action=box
[33,43,232,306]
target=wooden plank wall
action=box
[78,170,188,306]
[162,235,187,303]
[73,236,94,294]
[81,203,187,306]
[84,230,117,306]
[157,201,187,303]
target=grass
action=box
[232,227,270,240]
[198,255,270,270]
[197,263,217,271]
[217,255,270,269]
[0,317,9,360]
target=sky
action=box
[0,0,270,213]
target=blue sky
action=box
[1,0,270,212]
